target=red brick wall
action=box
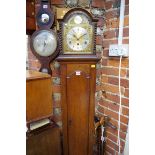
[27,0,129,154]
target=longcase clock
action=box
[56,8,100,155]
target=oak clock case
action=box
[36,0,54,28]
[30,28,59,74]
[59,8,97,55]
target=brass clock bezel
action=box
[58,8,98,55]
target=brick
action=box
[120,115,129,124]
[96,68,102,75]
[102,58,108,66]
[52,85,61,93]
[125,0,129,5]
[103,49,109,57]
[102,39,118,49]
[91,0,105,8]
[121,97,129,107]
[123,39,129,44]
[102,76,108,83]
[105,16,129,29]
[122,107,129,116]
[97,18,104,27]
[105,1,113,10]
[106,139,118,151]
[123,27,129,37]
[124,16,129,27]
[120,131,126,140]
[28,59,41,69]
[51,0,64,5]
[100,99,119,112]
[104,108,119,120]
[107,58,129,68]
[96,85,102,91]
[52,69,60,76]
[96,36,103,45]
[108,77,129,88]
[120,123,128,132]
[102,83,124,94]
[28,51,37,60]
[124,89,129,97]
[125,5,129,15]
[97,105,105,114]
[104,30,118,39]
[102,67,127,78]
[106,132,118,143]
[105,145,115,155]
[106,9,119,19]
[106,93,120,103]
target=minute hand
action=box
[78,33,87,39]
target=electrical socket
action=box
[109,44,129,57]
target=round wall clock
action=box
[58,8,98,55]
[30,28,59,74]
[36,0,54,28]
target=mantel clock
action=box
[56,8,100,155]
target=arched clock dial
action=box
[62,9,96,54]
[66,27,90,51]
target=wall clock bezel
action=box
[58,8,98,56]
[30,28,59,75]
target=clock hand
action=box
[78,33,87,39]
[72,29,79,39]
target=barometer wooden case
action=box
[56,8,100,155]
[30,28,59,74]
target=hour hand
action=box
[73,34,78,39]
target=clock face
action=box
[32,30,57,57]
[63,13,94,54]
[67,27,89,51]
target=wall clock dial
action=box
[58,8,97,55]
[30,29,59,75]
[66,26,90,51]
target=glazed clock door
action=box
[66,64,90,155]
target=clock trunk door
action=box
[66,65,90,155]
